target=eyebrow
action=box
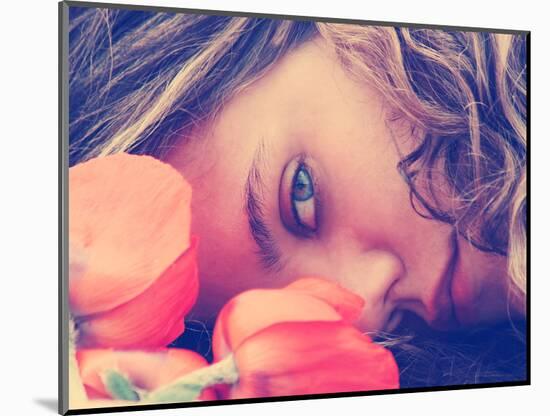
[244,138,284,273]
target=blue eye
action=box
[279,157,320,238]
[292,166,314,202]
[290,164,317,232]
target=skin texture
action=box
[165,36,518,333]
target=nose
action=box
[332,249,405,333]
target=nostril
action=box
[383,277,400,306]
[383,309,404,333]
[332,248,406,332]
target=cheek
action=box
[346,136,449,249]
[329,159,413,246]
[190,184,254,284]
[187,165,289,316]
[322,145,454,293]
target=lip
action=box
[448,239,482,327]
[429,236,460,331]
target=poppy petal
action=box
[77,239,199,348]
[230,321,399,399]
[212,289,343,361]
[284,277,365,323]
[69,153,192,316]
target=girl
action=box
[68,6,527,388]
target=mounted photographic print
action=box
[58,1,530,414]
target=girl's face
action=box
[165,36,514,333]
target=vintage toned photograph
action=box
[60,1,528,413]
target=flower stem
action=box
[68,316,89,407]
[143,354,239,404]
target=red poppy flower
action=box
[212,287,344,359]
[231,320,399,398]
[76,348,216,402]
[69,153,198,348]
[211,278,399,399]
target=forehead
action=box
[225,36,379,122]
[199,35,387,155]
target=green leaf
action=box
[145,383,203,403]
[102,370,140,401]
